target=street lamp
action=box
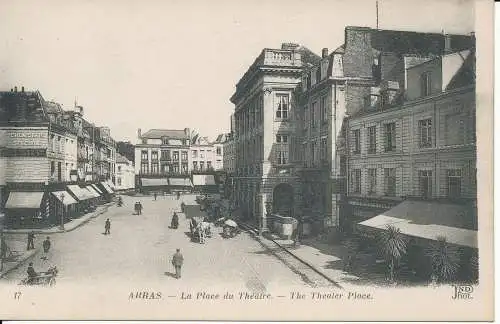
[264,201,272,236]
[59,193,65,231]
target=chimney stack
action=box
[322,48,329,58]
[444,34,452,54]
[138,128,141,138]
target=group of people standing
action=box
[26,231,51,253]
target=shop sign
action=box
[5,129,48,148]
[0,148,47,157]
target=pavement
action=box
[1,194,316,290]
[0,235,40,279]
[241,222,388,287]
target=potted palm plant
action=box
[426,236,460,284]
[377,225,407,284]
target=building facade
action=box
[230,43,321,228]
[134,128,191,191]
[190,135,215,172]
[0,87,118,228]
[115,153,135,190]
[212,133,229,171]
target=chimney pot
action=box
[322,48,329,58]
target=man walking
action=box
[42,236,51,253]
[104,218,111,235]
[171,248,184,279]
[27,231,35,250]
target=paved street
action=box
[2,194,313,290]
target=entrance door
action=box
[273,183,294,217]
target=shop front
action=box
[4,191,46,229]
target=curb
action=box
[3,203,114,235]
[240,222,342,288]
[0,248,40,279]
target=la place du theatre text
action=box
[128,291,374,301]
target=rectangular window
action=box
[173,151,179,161]
[200,161,205,171]
[192,150,198,158]
[421,72,432,97]
[419,170,433,198]
[350,169,361,193]
[352,129,361,154]
[276,135,288,143]
[320,96,327,123]
[385,123,396,152]
[140,162,148,174]
[368,168,377,194]
[207,161,212,170]
[320,138,327,161]
[181,151,188,161]
[172,164,179,174]
[216,147,222,155]
[276,94,289,119]
[193,161,198,170]
[151,151,158,161]
[117,166,121,172]
[151,163,158,174]
[419,119,433,148]
[117,178,122,186]
[57,162,62,181]
[50,161,55,177]
[200,150,205,158]
[182,163,188,173]
[368,126,377,154]
[161,150,171,160]
[311,101,317,128]
[447,169,462,198]
[141,150,148,161]
[384,168,396,196]
[277,150,289,165]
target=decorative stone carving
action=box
[263,87,273,95]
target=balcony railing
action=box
[257,49,302,67]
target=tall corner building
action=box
[230,43,321,230]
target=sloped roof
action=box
[445,49,475,90]
[332,44,345,54]
[295,45,322,67]
[141,129,188,139]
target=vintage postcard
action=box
[0,0,493,321]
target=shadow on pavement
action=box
[164,271,177,279]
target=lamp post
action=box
[59,193,65,231]
[264,201,272,237]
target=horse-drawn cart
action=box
[19,266,58,287]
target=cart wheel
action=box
[49,278,56,286]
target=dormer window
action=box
[420,72,432,97]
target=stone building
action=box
[0,87,117,228]
[190,134,215,172]
[212,133,229,171]
[115,153,135,191]
[230,43,321,229]
[134,128,192,192]
[337,31,476,231]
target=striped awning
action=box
[67,185,92,201]
[169,178,193,187]
[85,186,101,198]
[192,174,216,186]
[91,184,103,194]
[51,191,78,205]
[100,182,115,194]
[5,192,44,209]
[141,178,169,187]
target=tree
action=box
[426,236,460,283]
[377,225,407,283]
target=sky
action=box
[0,0,475,143]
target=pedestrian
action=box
[42,236,51,253]
[176,191,180,200]
[154,192,157,201]
[139,202,143,215]
[171,248,184,279]
[105,218,111,235]
[171,212,179,229]
[27,231,35,250]
[26,262,37,284]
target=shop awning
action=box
[192,174,216,186]
[141,178,169,187]
[67,185,92,201]
[357,201,477,248]
[169,178,193,187]
[91,184,103,194]
[100,182,115,194]
[51,191,78,205]
[85,186,101,198]
[5,192,44,209]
